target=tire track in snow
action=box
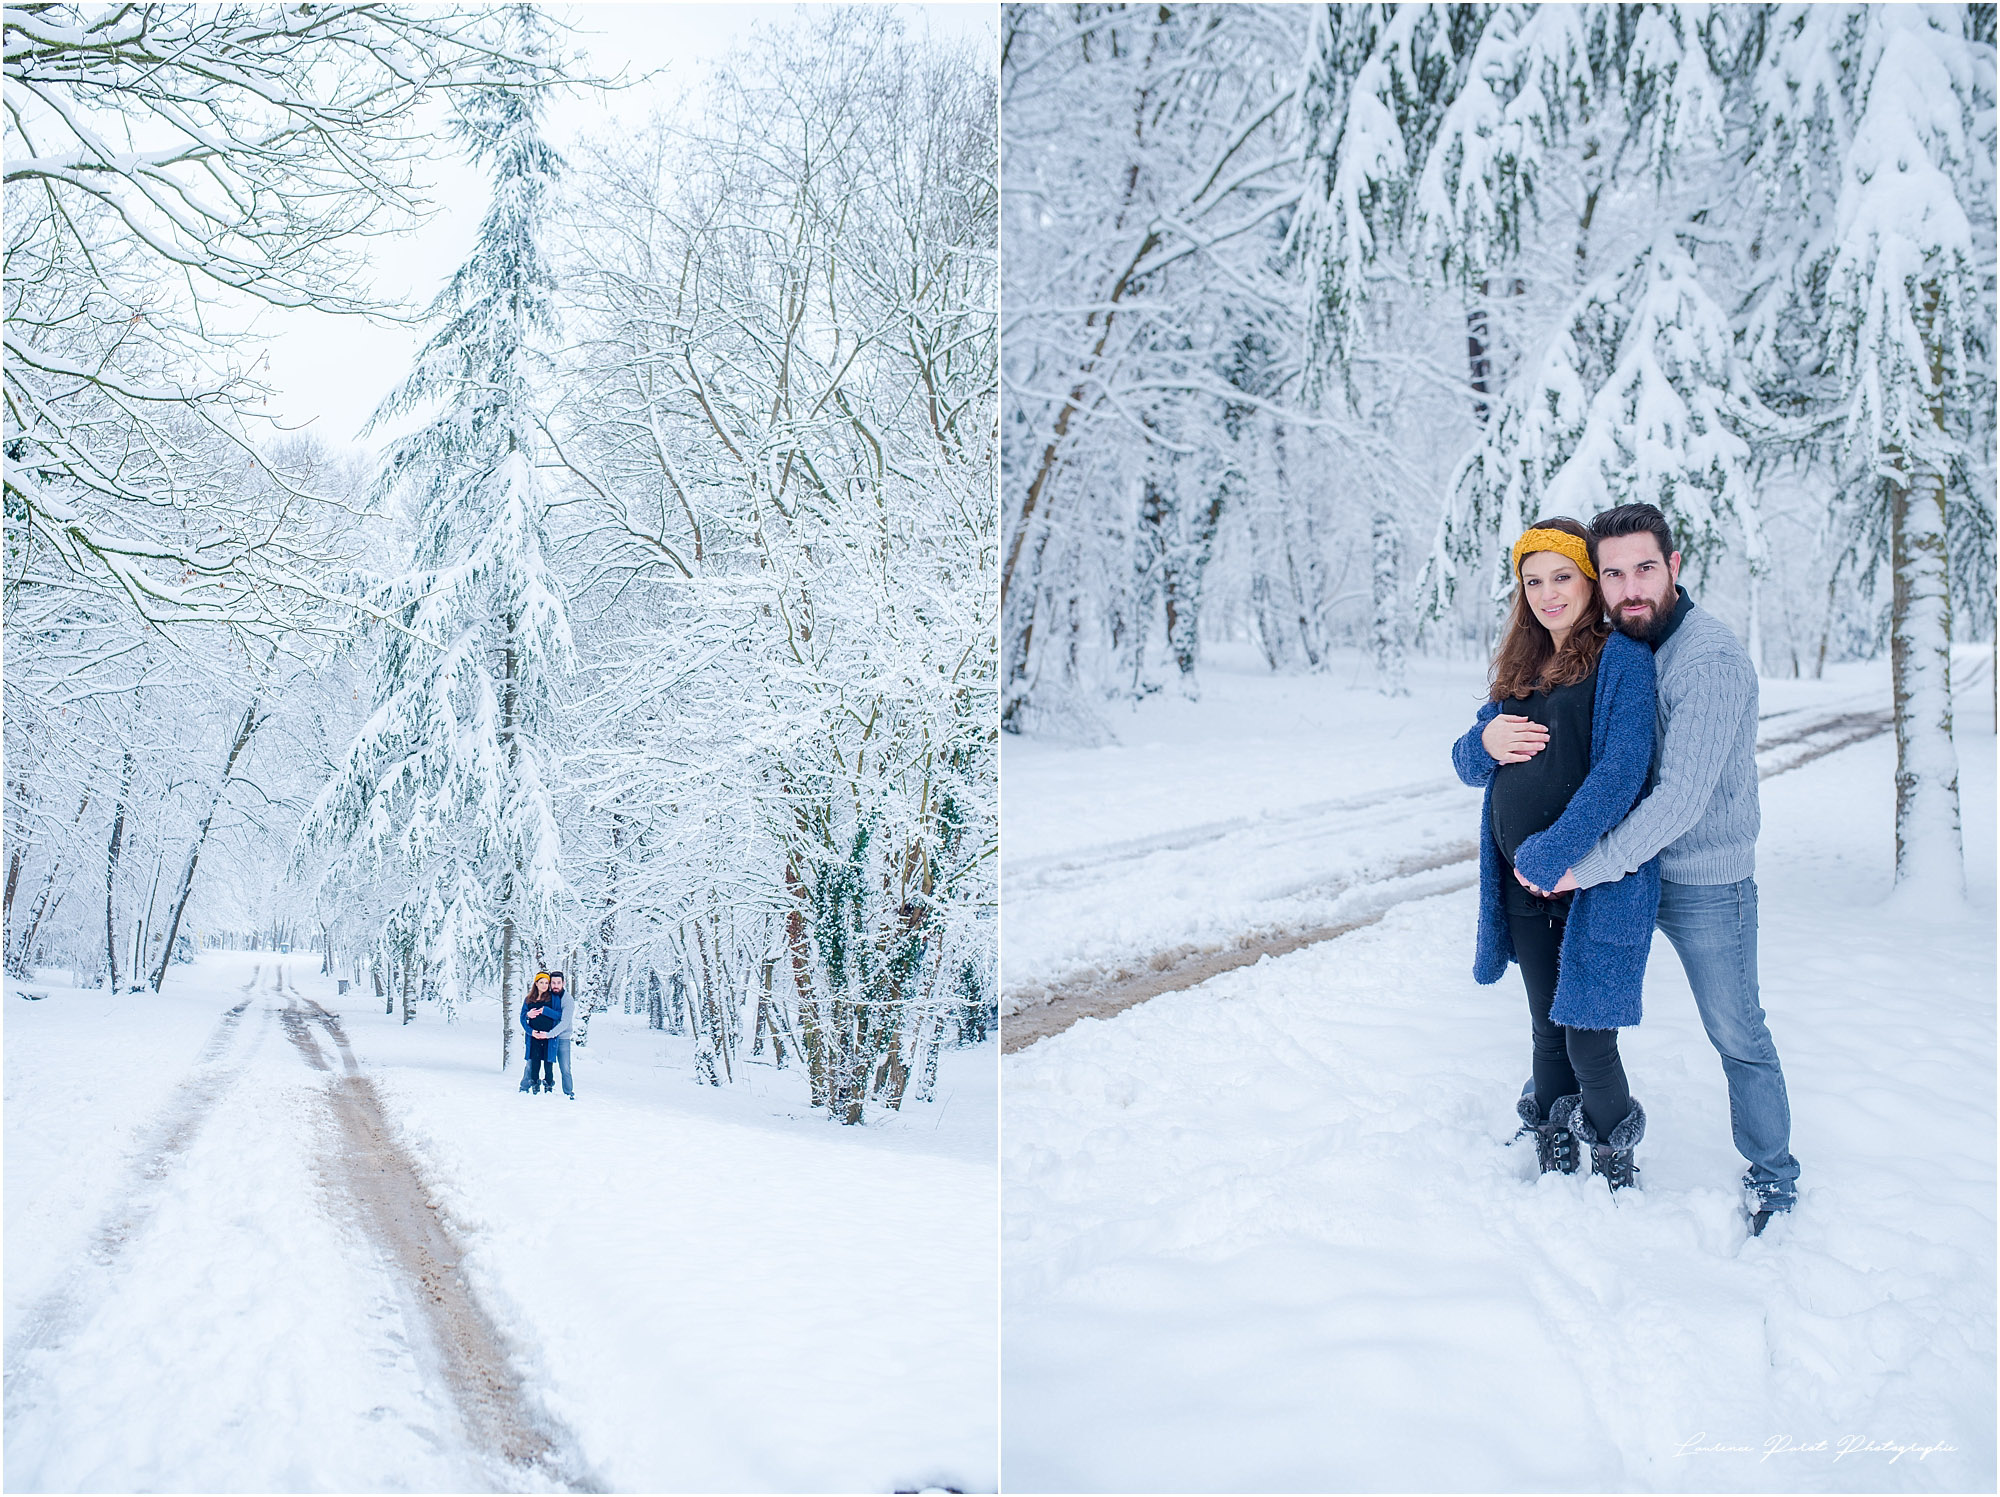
[1003,704,1895,1054]
[1003,776,1473,897]
[4,964,272,1417]
[274,967,600,1493]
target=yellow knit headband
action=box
[1511,527,1597,580]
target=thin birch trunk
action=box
[104,751,134,990]
[147,699,260,993]
[1888,280,1965,896]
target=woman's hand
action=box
[1514,867,1578,897]
[1482,713,1550,764]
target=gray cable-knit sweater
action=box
[1571,594,1760,888]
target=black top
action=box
[1491,671,1596,917]
[1649,585,1694,651]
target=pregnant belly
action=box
[1491,759,1585,858]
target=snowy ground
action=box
[1001,644,1995,1493]
[5,956,997,1493]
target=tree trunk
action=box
[1371,509,1409,697]
[692,919,720,1085]
[1814,566,1839,679]
[7,790,89,977]
[1889,465,1964,894]
[1880,456,1960,896]
[1162,488,1227,690]
[755,956,783,1065]
[1888,283,1965,897]
[1466,281,1493,426]
[585,813,624,1050]
[132,850,165,988]
[104,750,134,990]
[1127,479,1167,694]
[784,853,829,1108]
[1001,528,1053,731]
[499,611,519,1070]
[500,916,516,1069]
[1001,222,1164,731]
[4,837,22,928]
[147,700,259,993]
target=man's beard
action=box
[1611,591,1674,641]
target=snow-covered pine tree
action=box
[302,8,573,1064]
[1293,4,1766,645]
[1292,2,1619,692]
[1421,234,1772,619]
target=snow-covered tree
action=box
[4,6,573,997]
[1743,2,1991,897]
[301,8,574,1063]
[1422,234,1774,620]
[3,4,548,641]
[1002,3,1308,726]
[549,9,997,1120]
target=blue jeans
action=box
[548,1035,573,1097]
[1655,877,1799,1205]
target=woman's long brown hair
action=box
[524,973,551,1003]
[1489,516,1610,702]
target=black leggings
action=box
[1510,909,1632,1142]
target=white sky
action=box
[249,2,996,456]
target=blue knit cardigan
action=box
[1450,630,1661,1029]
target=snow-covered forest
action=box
[5,4,999,1123]
[1001,2,1995,894]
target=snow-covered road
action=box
[6,955,998,1492]
[6,960,514,1491]
[1001,654,1994,1493]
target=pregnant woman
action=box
[1451,517,1661,1188]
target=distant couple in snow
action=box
[1452,502,1799,1236]
[519,970,574,1099]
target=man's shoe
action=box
[1516,1092,1581,1175]
[1570,1098,1645,1191]
[1745,1176,1794,1236]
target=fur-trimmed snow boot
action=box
[1569,1098,1645,1190]
[1515,1091,1581,1175]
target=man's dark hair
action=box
[1588,502,1675,559]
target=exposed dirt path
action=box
[1002,704,1896,1055]
[273,968,599,1493]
